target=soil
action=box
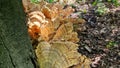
[71,1,120,68]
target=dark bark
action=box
[0,0,38,68]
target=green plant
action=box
[92,0,120,7]
[30,0,41,4]
[95,3,109,15]
[92,0,102,6]
[107,0,120,6]
[106,41,117,48]
[30,0,54,4]
[30,0,40,3]
[47,0,54,3]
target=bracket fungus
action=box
[36,41,91,68]
[22,0,91,68]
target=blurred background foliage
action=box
[30,0,120,15]
[30,0,120,6]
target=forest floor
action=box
[70,1,120,68]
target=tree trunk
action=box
[0,0,38,68]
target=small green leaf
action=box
[30,0,41,4]
[106,41,117,48]
[92,0,98,6]
[49,0,54,3]
[45,0,54,3]
[107,0,111,2]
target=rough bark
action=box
[0,0,38,68]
